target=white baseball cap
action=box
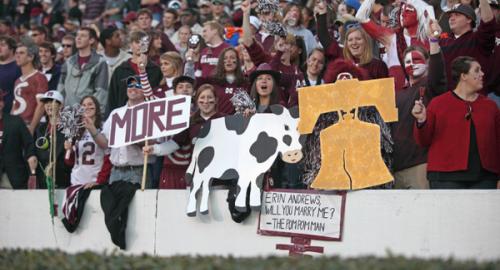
[249,16,261,30]
[38,90,64,104]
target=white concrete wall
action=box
[0,190,499,260]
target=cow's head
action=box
[270,105,304,164]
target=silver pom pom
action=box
[139,35,150,54]
[231,90,256,114]
[388,6,400,29]
[256,0,280,14]
[263,21,287,37]
[58,104,85,140]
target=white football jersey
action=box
[70,130,106,185]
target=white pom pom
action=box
[58,104,86,140]
[231,90,256,114]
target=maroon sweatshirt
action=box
[195,42,231,79]
[196,77,249,114]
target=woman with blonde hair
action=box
[344,26,387,79]
[315,2,388,82]
[154,51,184,97]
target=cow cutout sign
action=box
[185,105,304,217]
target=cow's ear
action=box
[288,106,299,119]
[269,105,284,115]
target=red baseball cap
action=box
[123,11,137,24]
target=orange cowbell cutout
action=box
[298,78,398,190]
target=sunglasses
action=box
[465,103,472,120]
[344,22,362,31]
[128,82,142,89]
[62,44,73,48]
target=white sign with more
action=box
[108,96,191,148]
[258,190,346,241]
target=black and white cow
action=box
[185,105,303,216]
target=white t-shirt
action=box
[70,129,106,185]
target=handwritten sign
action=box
[258,190,345,241]
[108,96,191,148]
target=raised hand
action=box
[243,108,256,118]
[427,19,442,38]
[342,13,359,22]
[138,53,148,72]
[83,116,101,141]
[241,0,250,14]
[186,48,200,62]
[314,0,328,15]
[82,116,95,132]
[411,99,427,123]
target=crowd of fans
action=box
[0,0,499,197]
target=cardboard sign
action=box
[185,106,303,217]
[258,190,346,241]
[298,78,398,190]
[109,96,191,148]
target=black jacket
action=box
[44,64,62,91]
[0,114,35,189]
[391,52,448,171]
[34,122,71,189]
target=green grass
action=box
[0,249,499,270]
